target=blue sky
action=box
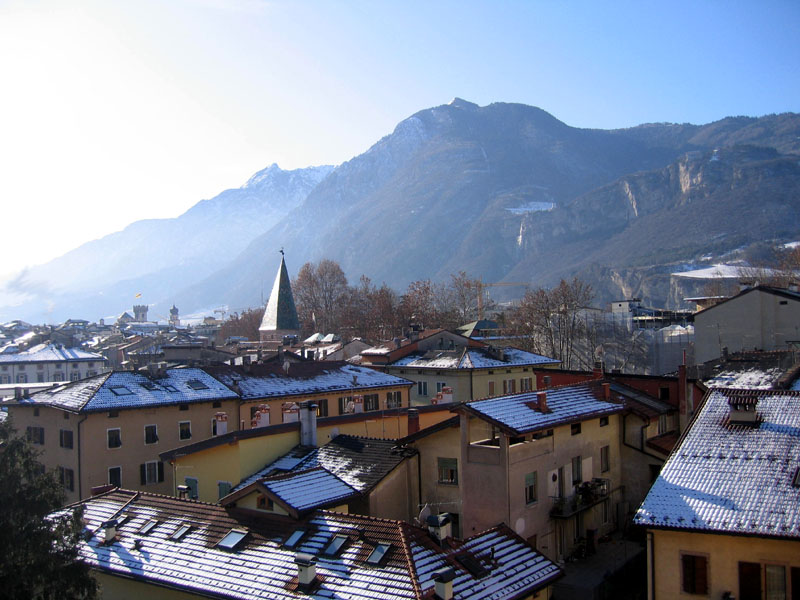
[0,0,798,276]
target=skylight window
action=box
[323,534,349,557]
[284,529,305,549]
[366,543,391,565]
[109,385,133,396]
[163,384,178,393]
[217,529,248,551]
[170,524,192,541]
[139,382,158,391]
[138,520,159,535]
[187,379,209,390]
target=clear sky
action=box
[1,0,798,279]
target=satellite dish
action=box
[418,503,432,524]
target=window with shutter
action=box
[681,554,708,594]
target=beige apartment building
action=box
[635,387,800,600]
[394,379,674,562]
[5,367,239,503]
[359,328,560,405]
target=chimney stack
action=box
[426,513,452,546]
[101,519,118,544]
[537,390,549,413]
[299,401,318,446]
[441,386,453,404]
[432,566,456,600]
[593,361,604,379]
[295,553,317,588]
[602,382,611,401]
[407,408,420,435]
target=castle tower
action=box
[259,252,300,342]
[133,304,148,322]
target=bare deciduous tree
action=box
[510,278,595,369]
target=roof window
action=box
[170,524,192,541]
[138,520,159,535]
[366,543,391,565]
[323,534,349,557]
[284,529,306,549]
[187,379,209,390]
[109,385,133,396]
[217,528,248,551]
[792,467,800,488]
[163,384,178,393]
[139,382,158,391]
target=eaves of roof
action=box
[161,421,300,461]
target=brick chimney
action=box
[593,361,604,379]
[537,391,549,413]
[602,382,611,401]
[407,408,420,435]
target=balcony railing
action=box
[550,478,610,518]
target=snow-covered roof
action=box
[0,342,104,363]
[705,368,784,389]
[262,467,360,512]
[232,436,411,503]
[392,347,558,370]
[66,489,562,600]
[207,363,412,400]
[460,381,625,435]
[634,388,800,539]
[14,368,238,413]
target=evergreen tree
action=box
[0,419,97,599]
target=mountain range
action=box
[3,99,799,323]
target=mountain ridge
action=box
[2,101,799,323]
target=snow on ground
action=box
[506,202,555,214]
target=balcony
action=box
[550,478,610,518]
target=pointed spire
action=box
[259,253,300,340]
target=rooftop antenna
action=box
[279,247,284,256]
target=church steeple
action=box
[259,252,300,342]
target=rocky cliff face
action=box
[4,101,800,322]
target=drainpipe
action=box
[647,531,656,600]
[622,413,666,461]
[77,414,88,499]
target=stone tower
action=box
[259,252,300,342]
[133,304,148,322]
